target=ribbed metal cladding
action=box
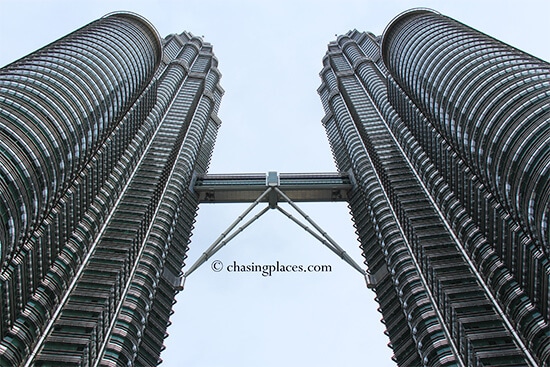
[0,12,162,265]
[21,31,222,367]
[319,32,456,367]
[0,11,225,364]
[0,12,167,366]
[381,9,550,253]
[319,17,550,365]
[100,35,223,366]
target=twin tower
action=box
[0,8,549,367]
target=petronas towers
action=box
[1,8,549,367]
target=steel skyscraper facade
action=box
[0,12,223,366]
[319,8,549,367]
[1,7,549,367]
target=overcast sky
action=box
[1,1,548,366]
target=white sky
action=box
[0,1,548,366]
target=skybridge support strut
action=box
[274,190,366,276]
[184,187,273,278]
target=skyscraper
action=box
[1,6,549,367]
[318,8,549,367]
[0,12,223,366]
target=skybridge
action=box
[193,171,353,205]
[184,171,367,285]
